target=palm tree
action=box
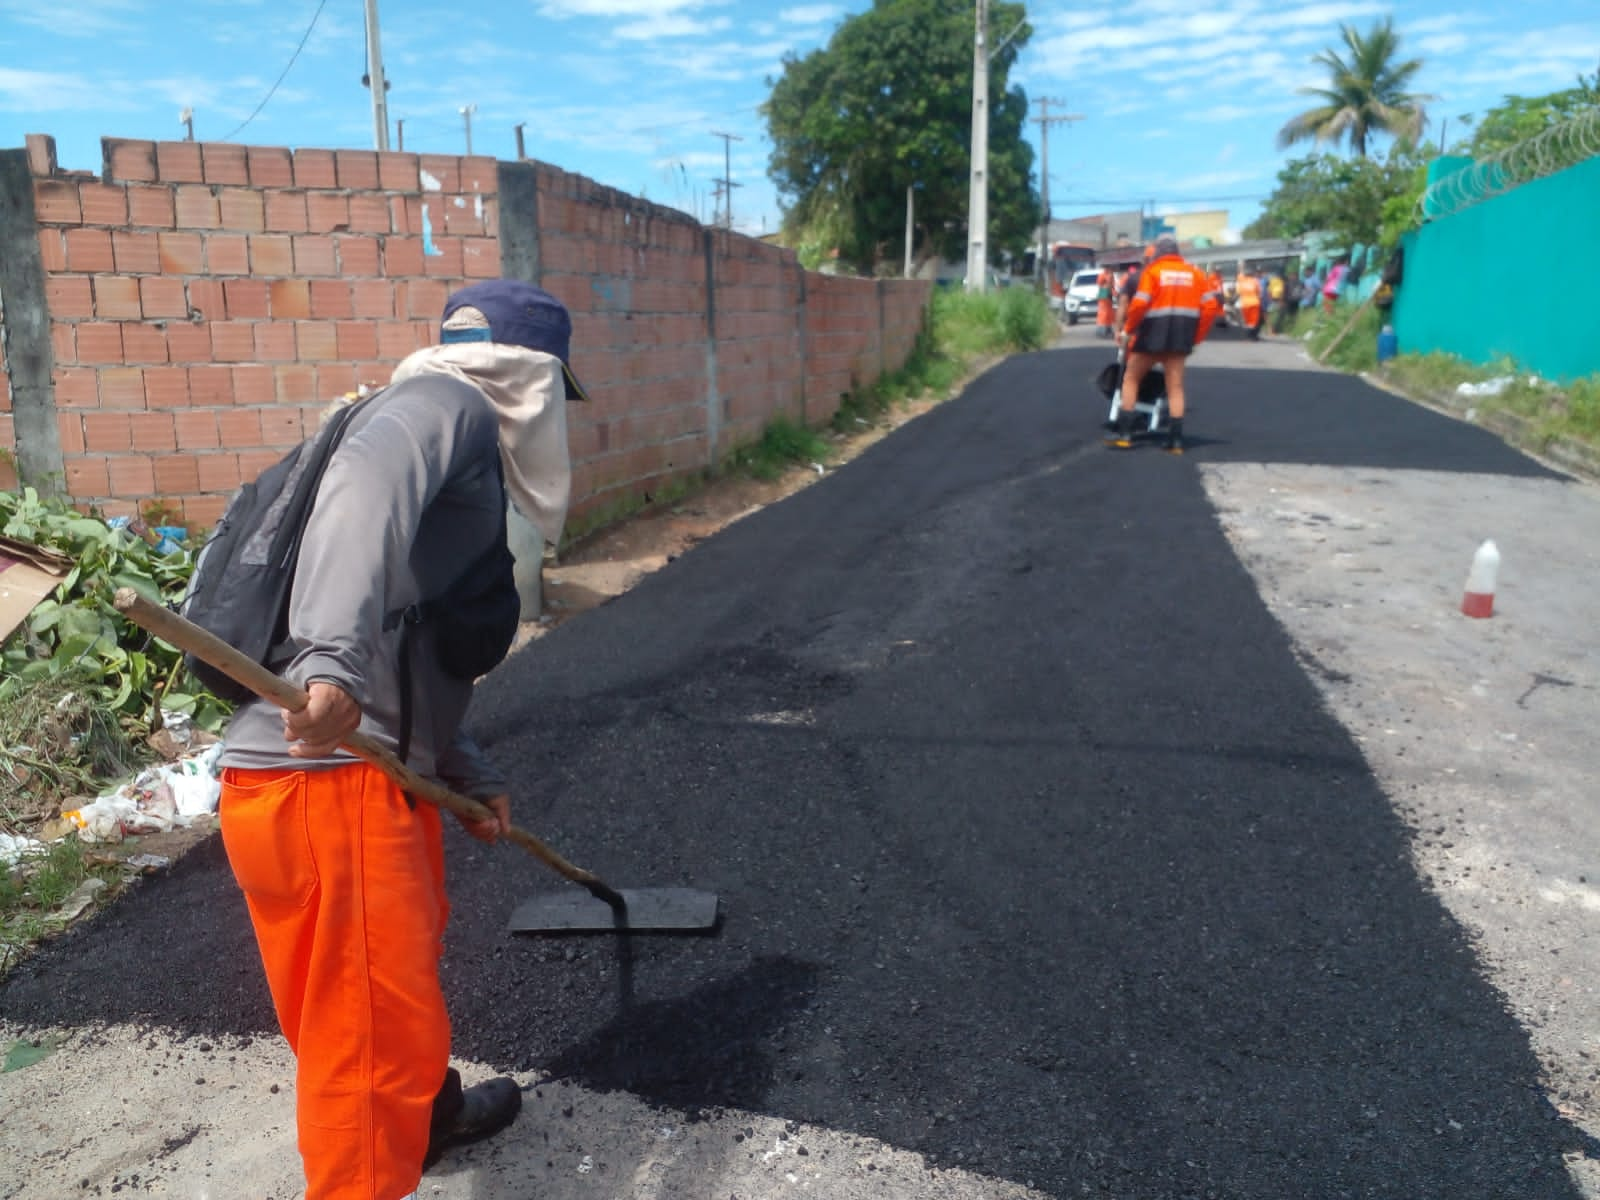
[1278,17,1434,157]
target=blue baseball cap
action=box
[439,279,591,402]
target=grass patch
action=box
[0,834,119,974]
[727,416,832,481]
[0,670,142,836]
[1300,302,1384,372]
[1374,351,1600,454]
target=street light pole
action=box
[363,0,390,151]
[965,0,990,292]
[460,104,476,155]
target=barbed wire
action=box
[1419,107,1600,220]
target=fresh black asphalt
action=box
[3,344,1583,1198]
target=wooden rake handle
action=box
[113,589,620,902]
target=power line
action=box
[220,0,331,141]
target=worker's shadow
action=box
[540,954,820,1113]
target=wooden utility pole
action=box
[1032,97,1083,287]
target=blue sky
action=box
[2,0,1597,242]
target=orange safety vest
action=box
[1123,254,1223,354]
[1237,275,1261,306]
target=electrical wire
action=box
[219,0,331,142]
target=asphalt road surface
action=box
[4,334,1594,1199]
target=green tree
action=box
[762,0,1038,275]
[1463,64,1600,158]
[1244,148,1430,248]
[1278,17,1434,157]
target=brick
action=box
[197,453,242,493]
[223,279,271,318]
[55,411,86,455]
[46,276,94,318]
[442,195,487,236]
[173,410,220,449]
[158,231,205,275]
[94,275,142,319]
[459,156,497,195]
[187,279,227,323]
[218,187,266,232]
[37,229,66,272]
[101,368,147,409]
[65,456,110,496]
[107,453,155,495]
[337,235,381,277]
[383,236,424,276]
[140,277,189,319]
[293,235,337,276]
[211,322,255,362]
[83,412,133,451]
[103,138,158,183]
[249,234,295,276]
[404,279,448,318]
[254,323,296,362]
[296,322,338,361]
[351,279,396,319]
[347,193,391,234]
[76,323,124,364]
[462,238,500,278]
[202,143,249,185]
[317,363,358,396]
[151,453,200,495]
[310,280,353,319]
[144,366,191,408]
[181,493,229,528]
[65,228,115,272]
[421,237,463,278]
[53,369,98,408]
[334,149,380,190]
[391,195,420,235]
[129,412,177,451]
[377,152,420,192]
[156,141,204,183]
[122,323,169,364]
[26,133,58,176]
[167,322,214,364]
[293,148,337,189]
[265,190,309,233]
[232,365,275,406]
[269,279,312,319]
[174,184,220,228]
[274,364,318,404]
[217,409,263,447]
[33,179,82,223]
[335,321,378,360]
[237,450,281,485]
[79,182,128,225]
[260,406,302,447]
[376,320,424,360]
[188,365,232,405]
[208,233,251,275]
[112,229,161,274]
[247,145,294,188]
[307,191,350,233]
[417,154,460,194]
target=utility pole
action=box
[965,0,990,292]
[363,0,391,151]
[515,122,527,160]
[396,118,405,151]
[179,107,195,142]
[905,185,915,278]
[1032,97,1083,289]
[710,130,743,228]
[460,104,477,154]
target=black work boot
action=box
[1105,408,1136,450]
[425,1068,523,1167]
[1164,418,1185,455]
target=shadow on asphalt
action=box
[3,348,1589,1197]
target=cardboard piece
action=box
[0,534,75,645]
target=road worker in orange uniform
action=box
[1235,263,1263,340]
[1109,233,1223,455]
[1094,266,1115,338]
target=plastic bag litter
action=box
[1457,377,1513,398]
[0,833,47,867]
[61,743,224,843]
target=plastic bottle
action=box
[1461,539,1499,618]
[1376,324,1398,363]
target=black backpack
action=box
[182,395,521,722]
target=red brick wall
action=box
[5,134,931,531]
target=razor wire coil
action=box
[1419,108,1600,220]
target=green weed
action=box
[729,416,832,481]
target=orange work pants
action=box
[221,763,451,1200]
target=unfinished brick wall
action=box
[0,133,931,534]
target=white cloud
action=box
[778,4,841,22]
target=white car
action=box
[1062,269,1102,325]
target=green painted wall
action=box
[1394,154,1600,383]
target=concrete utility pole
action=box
[363,0,391,151]
[965,0,990,292]
[179,107,195,142]
[460,105,477,155]
[711,130,743,228]
[515,122,527,160]
[1032,97,1084,287]
[905,185,915,278]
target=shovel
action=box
[114,589,720,934]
